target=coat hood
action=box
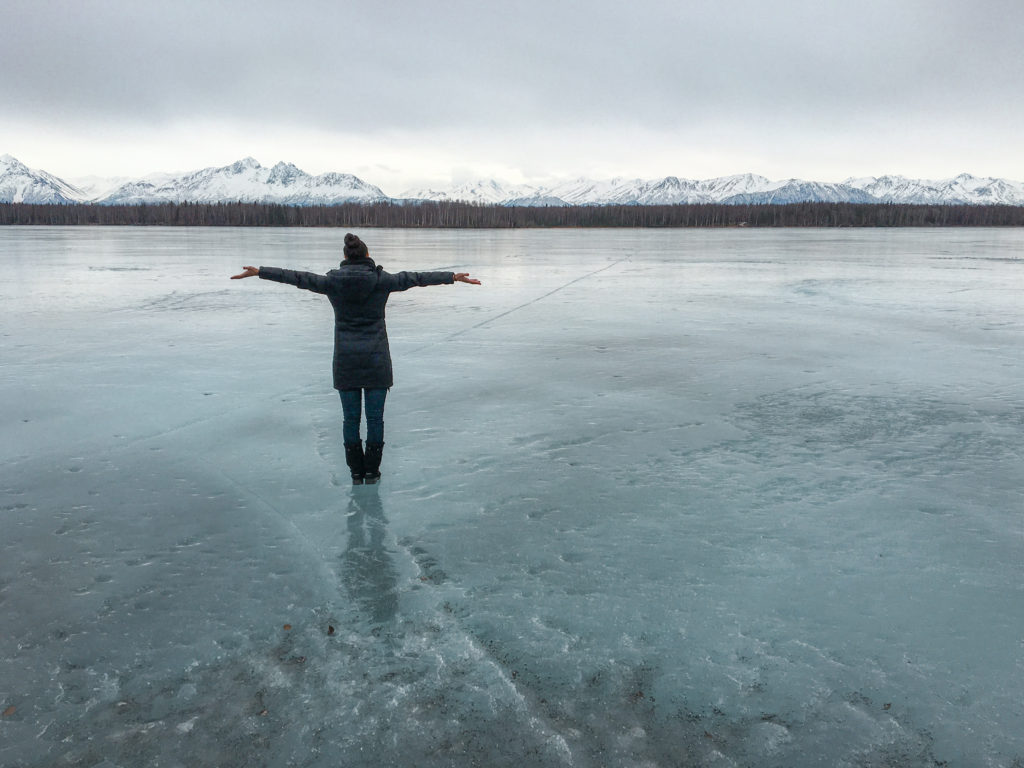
[331,258,380,302]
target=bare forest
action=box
[2,201,1023,228]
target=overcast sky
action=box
[2,0,1023,193]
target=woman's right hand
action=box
[231,266,260,279]
[454,273,481,285]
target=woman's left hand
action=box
[231,266,259,279]
[454,273,481,285]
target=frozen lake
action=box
[2,226,1022,767]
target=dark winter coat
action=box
[258,257,454,390]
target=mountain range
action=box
[3,154,1024,207]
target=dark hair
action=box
[343,233,369,260]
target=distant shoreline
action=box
[2,201,1023,228]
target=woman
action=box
[231,233,480,485]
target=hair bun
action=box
[342,233,369,260]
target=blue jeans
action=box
[339,388,388,445]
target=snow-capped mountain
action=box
[99,158,387,205]
[0,154,87,204]
[2,154,1023,207]
[432,174,877,206]
[433,173,1024,206]
[65,174,143,201]
[397,179,538,205]
[538,177,640,206]
[0,155,387,206]
[722,179,878,205]
[536,174,777,206]
[429,174,777,207]
[844,173,1024,206]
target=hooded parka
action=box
[258,257,454,390]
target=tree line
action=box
[2,200,1023,227]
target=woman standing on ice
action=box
[231,233,480,485]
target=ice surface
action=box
[1,226,1023,767]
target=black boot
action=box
[364,442,384,484]
[344,442,365,485]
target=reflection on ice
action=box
[343,490,398,627]
[1,227,1022,766]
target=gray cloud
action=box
[3,0,1023,181]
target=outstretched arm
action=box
[230,266,334,294]
[383,270,482,292]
